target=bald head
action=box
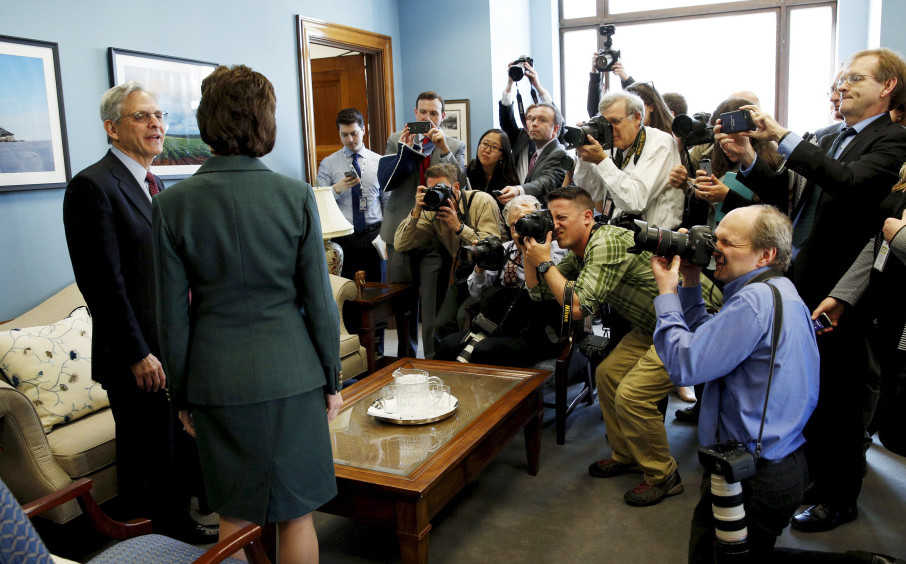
[729,90,761,107]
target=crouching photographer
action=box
[435,195,566,366]
[650,205,819,563]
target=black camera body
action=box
[508,55,534,81]
[561,115,614,150]
[422,182,455,212]
[672,112,714,147]
[628,220,716,267]
[514,209,555,243]
[595,25,621,72]
[698,441,757,483]
[719,109,757,134]
[458,235,507,271]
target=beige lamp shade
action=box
[313,186,354,239]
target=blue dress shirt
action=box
[316,146,388,227]
[653,267,820,460]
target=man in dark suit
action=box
[497,62,568,204]
[727,48,906,532]
[62,82,216,542]
[378,91,467,358]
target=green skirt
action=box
[192,388,337,525]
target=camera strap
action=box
[516,86,540,129]
[715,270,784,462]
[619,127,646,169]
[561,280,576,339]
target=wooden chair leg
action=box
[555,365,567,445]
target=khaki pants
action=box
[595,327,677,484]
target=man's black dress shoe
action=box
[790,503,857,532]
[166,522,220,544]
[674,403,699,424]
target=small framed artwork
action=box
[0,35,71,192]
[441,99,470,157]
[108,48,217,178]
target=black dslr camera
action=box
[508,55,534,81]
[514,209,554,243]
[627,220,716,267]
[672,112,714,147]
[458,235,507,271]
[595,25,621,72]
[698,441,756,483]
[561,115,614,150]
[422,182,455,211]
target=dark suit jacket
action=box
[498,101,568,200]
[152,156,341,408]
[739,114,906,307]
[63,150,160,387]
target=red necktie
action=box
[146,172,159,196]
[526,150,538,180]
[502,252,523,288]
[418,137,432,185]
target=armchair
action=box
[0,476,269,563]
[329,274,368,384]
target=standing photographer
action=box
[574,91,683,230]
[434,195,565,366]
[394,163,501,354]
[650,205,819,562]
[497,61,569,204]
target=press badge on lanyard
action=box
[359,196,367,212]
[873,240,890,272]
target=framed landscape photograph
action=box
[441,99,470,157]
[108,48,216,178]
[0,35,71,192]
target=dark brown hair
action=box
[466,128,518,191]
[546,186,594,212]
[416,91,445,113]
[710,97,781,179]
[425,163,459,185]
[336,107,364,130]
[197,65,276,158]
[625,82,673,135]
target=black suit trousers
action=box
[106,378,191,525]
[803,312,877,508]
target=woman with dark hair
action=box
[153,65,342,562]
[693,97,786,222]
[625,81,675,135]
[466,128,518,196]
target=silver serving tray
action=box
[368,394,459,425]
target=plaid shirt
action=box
[529,225,722,334]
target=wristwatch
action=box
[537,261,555,276]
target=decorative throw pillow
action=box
[0,307,108,433]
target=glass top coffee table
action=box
[321,358,549,564]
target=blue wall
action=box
[0,0,403,320]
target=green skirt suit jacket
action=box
[152,156,341,524]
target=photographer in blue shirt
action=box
[650,205,819,563]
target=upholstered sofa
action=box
[0,275,366,524]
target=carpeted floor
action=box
[314,390,906,563]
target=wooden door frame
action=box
[296,16,395,184]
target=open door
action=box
[297,16,395,184]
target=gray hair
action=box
[100,81,154,144]
[503,195,542,227]
[599,91,646,124]
[749,205,793,272]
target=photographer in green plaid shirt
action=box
[522,186,720,507]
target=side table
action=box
[346,282,417,373]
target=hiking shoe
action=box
[588,458,641,478]
[624,471,684,506]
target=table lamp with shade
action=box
[314,186,354,275]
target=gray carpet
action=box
[316,382,906,564]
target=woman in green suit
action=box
[153,65,342,562]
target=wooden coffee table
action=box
[320,358,548,564]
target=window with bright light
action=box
[560,1,837,132]
[562,0,595,20]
